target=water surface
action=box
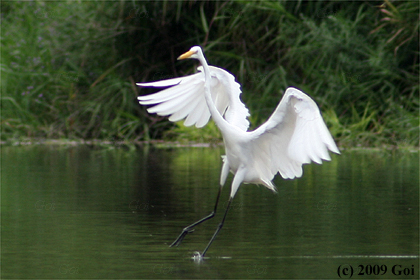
[2,145,418,278]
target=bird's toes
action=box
[192,251,204,262]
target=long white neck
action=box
[197,56,231,133]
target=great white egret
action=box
[137,46,340,258]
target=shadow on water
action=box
[2,145,419,278]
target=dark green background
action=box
[2,1,419,146]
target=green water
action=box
[2,145,419,278]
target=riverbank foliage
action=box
[2,0,419,147]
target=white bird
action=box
[137,46,340,258]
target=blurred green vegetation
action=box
[1,0,418,147]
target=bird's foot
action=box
[192,251,204,262]
[169,228,195,247]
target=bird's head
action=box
[177,46,203,60]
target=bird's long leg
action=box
[170,185,223,247]
[199,168,244,258]
[201,197,232,257]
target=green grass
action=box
[1,0,418,148]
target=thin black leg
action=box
[170,186,223,247]
[201,197,232,257]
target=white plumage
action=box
[137,66,250,131]
[137,47,339,197]
[137,46,340,258]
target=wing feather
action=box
[205,66,250,131]
[183,94,209,127]
[137,77,201,105]
[145,82,200,115]
[250,87,339,180]
[136,74,197,88]
[168,93,203,122]
[137,66,250,129]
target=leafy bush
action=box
[1,0,418,147]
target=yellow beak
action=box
[177,50,195,60]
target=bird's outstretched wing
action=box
[249,87,340,180]
[137,66,250,130]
